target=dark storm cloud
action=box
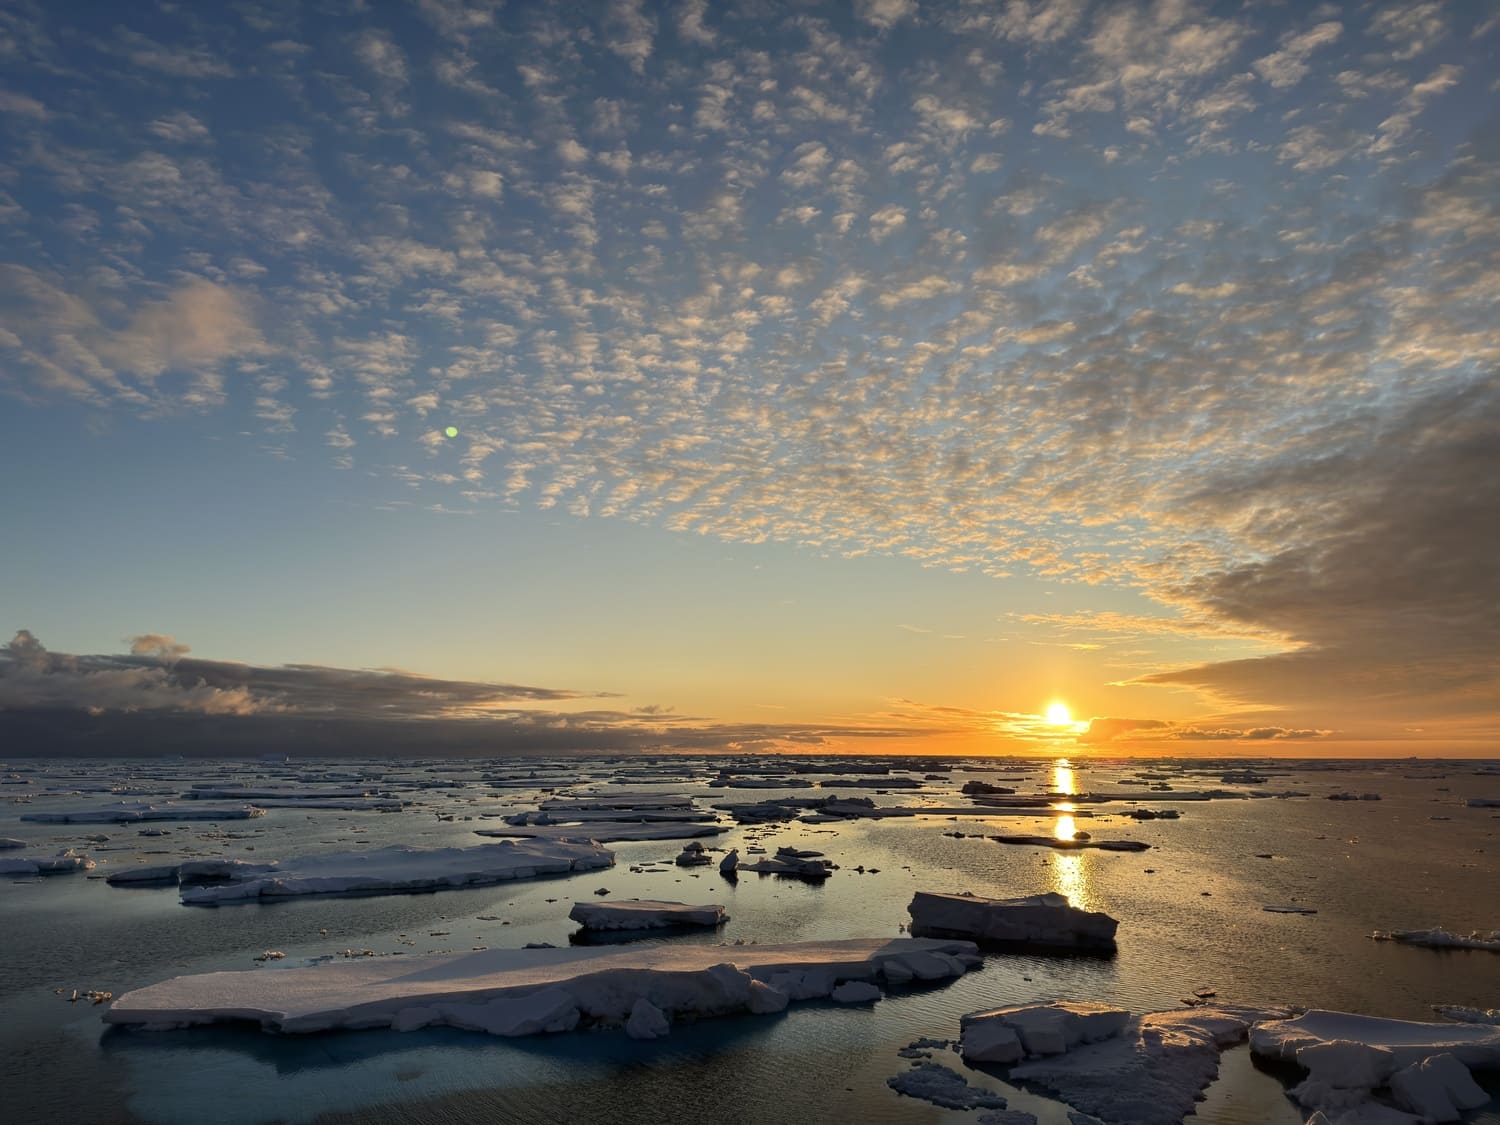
[1140,377,1500,725]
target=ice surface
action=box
[1387,1052,1488,1120]
[1006,1006,1283,1125]
[20,801,264,823]
[568,899,727,930]
[475,822,725,842]
[988,834,1150,852]
[1250,1009,1500,1069]
[962,1002,1131,1059]
[174,839,615,904]
[104,937,980,1035]
[0,837,27,849]
[908,891,1119,950]
[0,848,95,875]
[1371,927,1500,951]
[886,1061,1008,1110]
[830,981,881,1004]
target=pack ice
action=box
[104,937,981,1037]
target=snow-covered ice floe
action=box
[19,801,265,823]
[475,821,726,842]
[0,837,28,849]
[104,937,981,1036]
[568,899,727,930]
[908,891,1118,951]
[170,840,615,904]
[1371,927,1500,952]
[1251,1009,1500,1122]
[738,846,834,879]
[967,1002,1288,1125]
[0,848,95,875]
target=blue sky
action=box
[1,0,1497,755]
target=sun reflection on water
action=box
[1053,758,1075,796]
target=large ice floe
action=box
[19,801,265,823]
[956,1001,1289,1125]
[908,891,1119,951]
[568,899,727,930]
[1251,1009,1500,1122]
[475,821,725,842]
[148,840,615,904]
[104,937,981,1035]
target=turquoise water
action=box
[2,756,1498,1124]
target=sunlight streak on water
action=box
[1052,759,1075,796]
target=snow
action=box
[625,998,671,1039]
[1371,927,1500,951]
[1251,1010,1500,1121]
[104,937,980,1035]
[19,801,265,823]
[1250,1009,1500,1070]
[886,1062,1008,1110]
[830,981,881,1004]
[0,848,95,875]
[962,1002,1131,1059]
[1005,1005,1284,1125]
[908,891,1119,950]
[568,899,727,930]
[175,839,615,905]
[475,822,725,842]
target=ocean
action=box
[2,756,1497,1125]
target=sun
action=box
[1045,702,1073,726]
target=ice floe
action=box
[962,1002,1131,1061]
[0,848,95,875]
[1371,927,1500,951]
[1004,1004,1286,1125]
[739,846,834,879]
[171,839,614,904]
[104,936,980,1035]
[20,801,265,823]
[568,899,727,930]
[908,891,1119,951]
[887,1061,1009,1110]
[475,821,725,842]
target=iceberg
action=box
[567,899,727,930]
[908,891,1118,950]
[174,839,615,905]
[104,937,981,1035]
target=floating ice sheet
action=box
[104,937,981,1035]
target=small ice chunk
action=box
[886,1062,1008,1110]
[830,981,881,1004]
[625,998,670,1040]
[719,848,738,874]
[0,848,95,875]
[978,1113,1038,1125]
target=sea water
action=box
[1,756,1497,1125]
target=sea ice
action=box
[19,801,265,823]
[1387,1052,1489,1121]
[908,891,1119,950]
[886,1061,1008,1110]
[0,848,95,875]
[1250,1009,1500,1070]
[830,981,881,1004]
[1371,928,1500,951]
[1006,1005,1285,1125]
[625,997,671,1039]
[104,937,980,1036]
[174,839,615,904]
[962,1002,1131,1059]
[0,837,27,849]
[568,899,727,930]
[475,822,725,842]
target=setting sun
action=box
[1045,702,1073,726]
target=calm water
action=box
[2,756,1498,1125]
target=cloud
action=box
[1137,380,1500,726]
[855,0,917,32]
[1253,21,1342,89]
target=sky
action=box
[1,0,1497,758]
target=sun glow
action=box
[1045,702,1073,726]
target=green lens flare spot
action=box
[444,426,458,438]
